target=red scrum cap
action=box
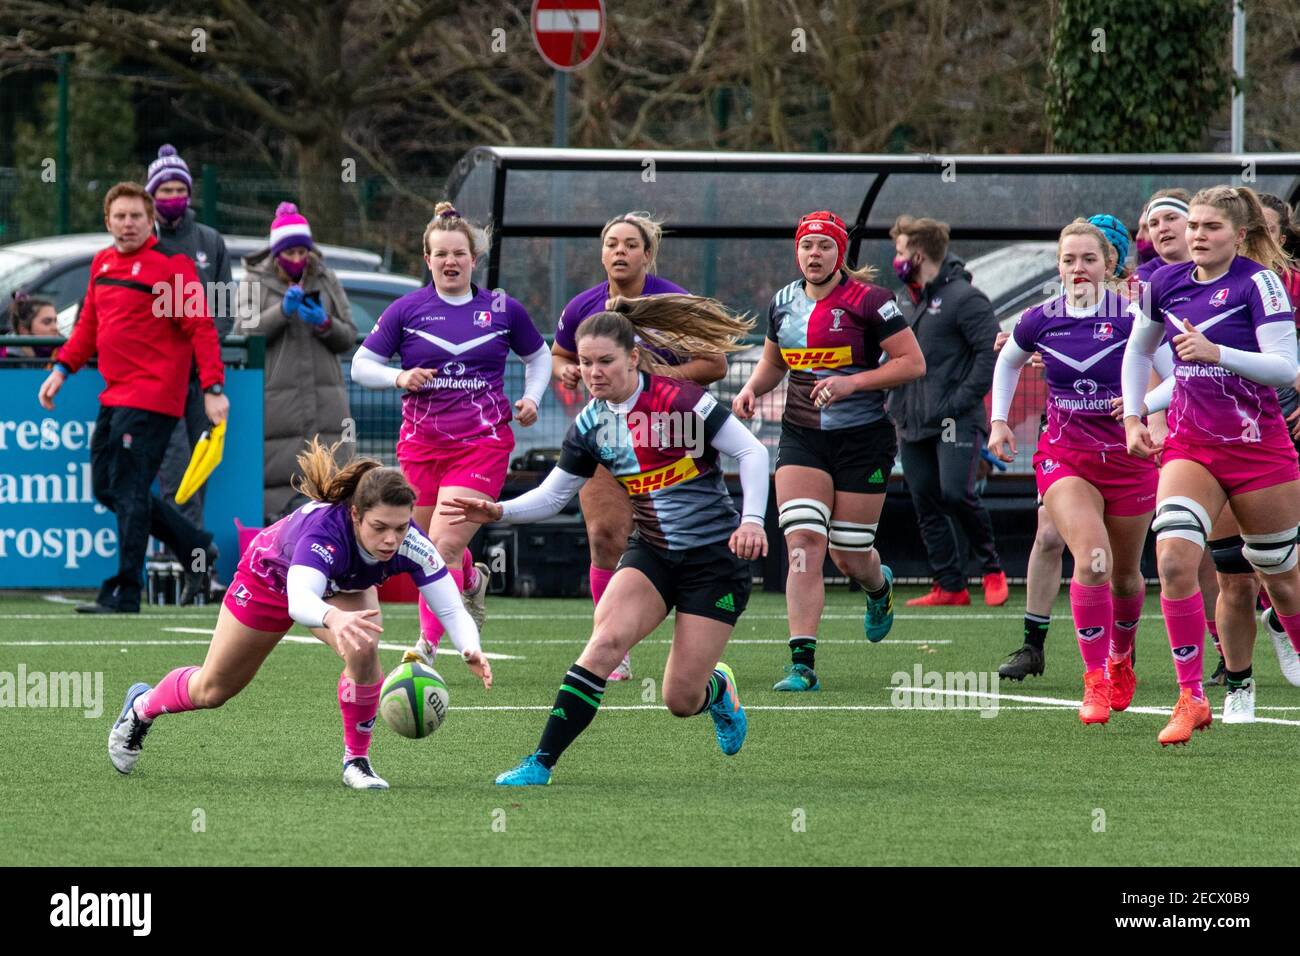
[795,210,848,272]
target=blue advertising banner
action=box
[0,368,263,587]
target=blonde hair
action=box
[294,438,416,513]
[576,294,753,370]
[601,212,664,273]
[1189,186,1292,277]
[423,201,492,260]
[1058,219,1127,292]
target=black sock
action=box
[790,637,816,669]
[535,664,605,770]
[1024,613,1050,650]
[692,668,730,715]
[866,577,890,601]
[1225,665,1253,690]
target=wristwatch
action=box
[204,383,224,396]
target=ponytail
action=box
[293,437,416,514]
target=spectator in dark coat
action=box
[887,215,1008,608]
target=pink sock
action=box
[339,673,383,761]
[1259,589,1272,612]
[1070,581,1112,673]
[1274,608,1300,654]
[136,665,200,720]
[461,548,478,592]
[1110,590,1144,661]
[1161,592,1207,699]
[418,566,465,651]
[1207,619,1221,656]
[590,565,615,609]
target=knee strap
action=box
[1151,496,1211,548]
[1208,535,1254,576]
[1242,528,1300,575]
[779,498,831,537]
[829,520,878,553]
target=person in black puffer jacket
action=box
[887,215,1007,608]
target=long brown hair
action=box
[293,438,416,514]
[576,294,753,370]
[1189,185,1292,277]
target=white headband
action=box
[1146,198,1189,220]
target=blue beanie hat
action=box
[1087,214,1130,275]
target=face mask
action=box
[277,255,307,281]
[1135,238,1157,264]
[892,255,918,284]
[154,196,189,222]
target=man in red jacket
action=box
[38,182,231,614]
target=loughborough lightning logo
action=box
[1093,322,1113,341]
[473,310,492,328]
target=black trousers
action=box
[89,404,212,609]
[899,422,1002,592]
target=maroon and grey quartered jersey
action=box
[766,274,908,429]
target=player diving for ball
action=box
[108,440,491,790]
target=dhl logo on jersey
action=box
[781,346,852,370]
[617,456,700,495]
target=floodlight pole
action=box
[551,71,569,331]
[1231,0,1245,153]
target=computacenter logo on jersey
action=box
[617,457,700,495]
[781,346,852,369]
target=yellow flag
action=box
[175,421,226,505]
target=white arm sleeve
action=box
[498,467,587,524]
[1217,321,1299,388]
[286,565,334,629]
[417,572,481,656]
[990,339,1032,423]
[710,415,770,526]
[1144,375,1175,414]
[519,345,552,407]
[1121,315,1164,418]
[350,346,402,389]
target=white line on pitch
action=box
[889,686,1300,727]
[156,628,522,660]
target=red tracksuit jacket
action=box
[56,234,224,418]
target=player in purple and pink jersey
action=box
[990,219,1158,725]
[107,440,489,789]
[733,211,925,693]
[1136,190,1193,284]
[1123,185,1300,745]
[446,298,764,786]
[551,212,727,682]
[351,202,551,665]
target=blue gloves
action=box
[281,285,304,318]
[298,298,328,328]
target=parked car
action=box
[0,233,389,328]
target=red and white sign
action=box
[531,0,606,72]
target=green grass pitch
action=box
[2,587,1297,866]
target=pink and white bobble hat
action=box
[269,202,313,256]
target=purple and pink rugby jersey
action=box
[362,285,545,451]
[1152,258,1295,447]
[1012,291,1140,452]
[237,500,446,598]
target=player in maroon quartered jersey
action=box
[550,212,726,682]
[733,211,925,693]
